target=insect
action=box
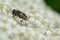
[12,9,27,20]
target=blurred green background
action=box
[44,0,60,14]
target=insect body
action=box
[12,9,27,20]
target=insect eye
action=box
[12,9,17,16]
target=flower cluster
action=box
[0,0,60,40]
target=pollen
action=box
[8,34,14,40]
[6,9,11,14]
[34,16,39,20]
[18,32,24,38]
[47,24,51,31]
[1,0,5,2]
[1,27,8,32]
[0,5,4,10]
[41,21,45,25]
[2,19,8,24]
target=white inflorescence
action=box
[0,0,60,40]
